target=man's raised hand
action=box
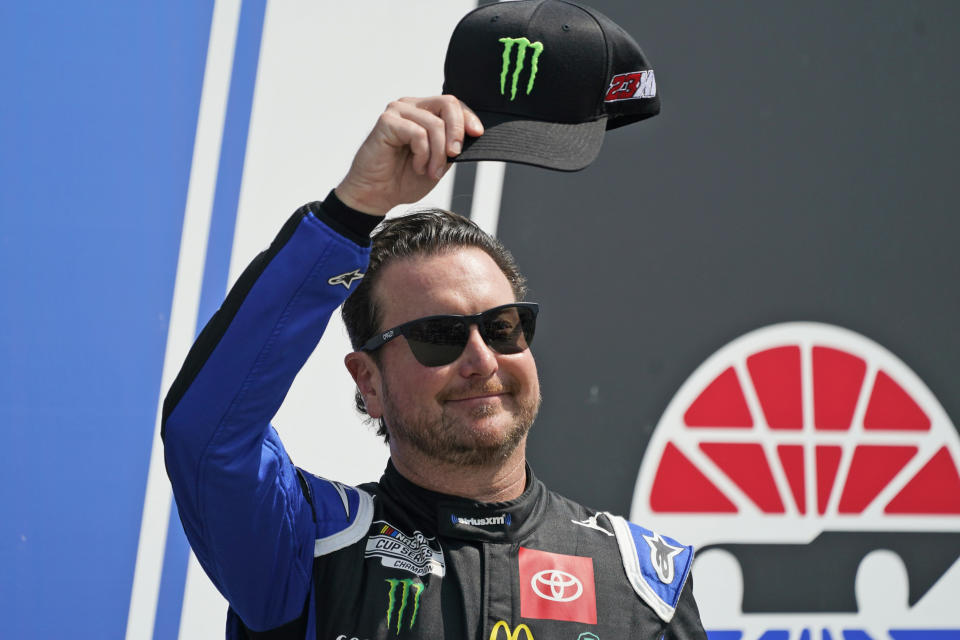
[335,96,484,216]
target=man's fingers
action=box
[337,95,486,214]
[401,120,431,176]
[390,99,450,178]
[378,108,429,174]
[461,102,484,138]
[433,96,465,158]
[399,95,484,158]
[416,96,485,146]
[381,96,487,177]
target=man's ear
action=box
[344,351,384,418]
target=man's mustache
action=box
[438,380,518,402]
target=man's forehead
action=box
[373,248,515,323]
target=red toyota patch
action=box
[518,547,597,624]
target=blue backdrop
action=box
[0,3,213,637]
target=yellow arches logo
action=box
[489,620,535,640]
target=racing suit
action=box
[163,193,707,640]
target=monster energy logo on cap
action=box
[385,578,423,634]
[498,37,544,101]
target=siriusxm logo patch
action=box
[451,513,512,527]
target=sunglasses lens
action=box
[405,317,469,366]
[482,305,535,354]
[398,304,538,367]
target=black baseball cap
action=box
[442,0,660,172]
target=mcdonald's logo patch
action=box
[489,620,535,640]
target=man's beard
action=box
[382,379,541,467]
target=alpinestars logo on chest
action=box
[643,531,683,583]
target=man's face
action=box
[368,247,541,467]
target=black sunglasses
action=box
[360,302,539,367]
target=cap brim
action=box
[452,111,608,172]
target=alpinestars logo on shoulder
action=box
[328,269,364,289]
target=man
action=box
[163,95,706,639]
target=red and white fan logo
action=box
[518,547,597,624]
[630,322,960,640]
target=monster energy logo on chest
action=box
[385,578,423,634]
[498,37,544,100]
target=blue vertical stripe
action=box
[198,0,269,327]
[152,0,268,637]
[152,509,194,640]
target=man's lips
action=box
[441,385,513,403]
[446,392,507,403]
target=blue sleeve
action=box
[162,202,371,630]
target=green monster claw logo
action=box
[385,578,424,634]
[498,37,544,100]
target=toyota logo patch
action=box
[531,569,583,602]
[518,547,597,624]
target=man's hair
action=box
[341,208,528,440]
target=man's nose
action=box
[457,325,498,376]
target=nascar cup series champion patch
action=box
[442,0,659,171]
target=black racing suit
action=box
[162,193,708,640]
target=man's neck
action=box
[388,442,528,503]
